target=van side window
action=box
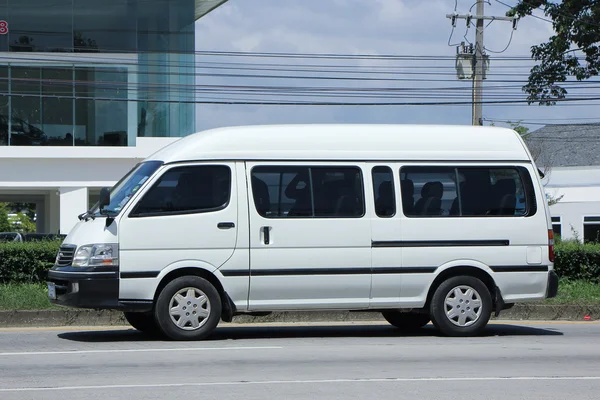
[251,166,365,218]
[400,166,535,217]
[372,166,395,217]
[130,165,231,217]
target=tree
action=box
[0,203,11,232]
[8,202,36,221]
[9,212,36,233]
[508,1,600,105]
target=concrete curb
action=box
[0,304,598,328]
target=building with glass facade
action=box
[0,0,228,234]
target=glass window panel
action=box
[132,165,232,216]
[400,166,535,218]
[73,0,137,52]
[8,0,72,52]
[10,66,44,146]
[584,221,600,244]
[372,166,396,218]
[251,166,364,218]
[401,167,457,217]
[74,66,128,146]
[42,67,73,145]
[137,0,195,53]
[0,66,8,145]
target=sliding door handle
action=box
[262,226,271,245]
[217,222,235,229]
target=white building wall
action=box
[544,166,600,242]
[58,187,88,235]
[0,137,178,235]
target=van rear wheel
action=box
[430,275,492,337]
[381,311,430,331]
[154,275,221,341]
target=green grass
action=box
[544,280,600,305]
[0,283,64,310]
[0,280,599,311]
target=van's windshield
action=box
[92,160,163,216]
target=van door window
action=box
[251,166,365,218]
[130,165,231,217]
[400,166,534,217]
[372,166,395,218]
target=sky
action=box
[193,0,600,133]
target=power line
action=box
[4,91,600,106]
[494,0,554,24]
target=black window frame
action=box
[372,165,396,218]
[551,216,562,238]
[399,165,537,218]
[128,164,232,218]
[250,165,366,219]
[583,216,600,244]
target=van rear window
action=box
[400,166,536,218]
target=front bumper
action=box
[47,266,121,309]
[47,265,153,312]
[546,270,559,299]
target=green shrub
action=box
[0,241,61,284]
[554,240,600,283]
[0,239,599,285]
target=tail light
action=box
[548,229,555,263]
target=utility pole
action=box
[447,4,518,126]
[473,0,484,126]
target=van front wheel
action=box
[381,311,430,331]
[154,276,222,341]
[430,275,492,337]
[124,312,160,335]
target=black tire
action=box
[381,311,430,331]
[154,275,221,341]
[430,275,492,337]
[123,311,161,336]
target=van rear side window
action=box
[251,166,365,218]
[400,166,536,217]
[372,166,396,218]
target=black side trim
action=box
[372,267,438,274]
[372,240,510,248]
[221,267,437,276]
[221,270,251,277]
[120,271,160,279]
[252,268,372,276]
[490,265,549,272]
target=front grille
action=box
[55,245,76,267]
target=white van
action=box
[47,124,558,339]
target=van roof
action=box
[147,124,532,164]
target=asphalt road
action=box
[1,321,599,400]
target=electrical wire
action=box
[484,28,515,53]
[494,0,553,24]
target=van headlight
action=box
[72,244,119,267]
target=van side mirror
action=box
[99,187,110,211]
